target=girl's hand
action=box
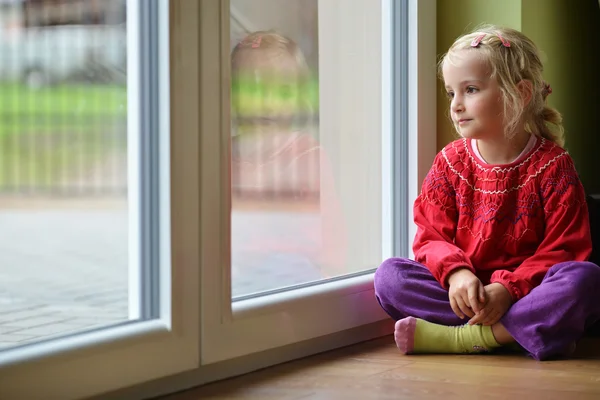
[447,268,486,319]
[468,283,513,326]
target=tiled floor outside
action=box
[0,203,129,350]
[0,196,325,351]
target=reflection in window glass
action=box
[0,0,128,351]
[230,0,349,298]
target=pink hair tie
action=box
[495,32,511,47]
[542,82,553,98]
[470,32,510,48]
[470,33,486,47]
[240,35,262,49]
[251,36,262,48]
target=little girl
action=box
[374,24,600,361]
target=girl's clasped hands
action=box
[447,268,513,326]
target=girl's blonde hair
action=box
[231,30,310,78]
[438,24,564,147]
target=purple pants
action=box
[374,258,600,361]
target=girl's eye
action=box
[446,91,454,99]
[466,86,478,94]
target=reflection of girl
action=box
[231,30,318,198]
[230,31,346,287]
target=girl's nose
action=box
[451,96,464,113]
[261,91,279,115]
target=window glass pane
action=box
[230,0,386,298]
[0,0,129,351]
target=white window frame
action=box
[407,0,438,251]
[0,1,200,399]
[199,0,438,366]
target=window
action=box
[0,1,437,398]
[0,0,128,352]
[0,1,199,398]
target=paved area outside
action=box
[0,198,325,351]
[0,205,129,350]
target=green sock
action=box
[394,317,502,354]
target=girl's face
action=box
[232,51,306,127]
[442,50,506,141]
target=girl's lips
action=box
[458,119,472,125]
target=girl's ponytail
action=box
[530,89,565,147]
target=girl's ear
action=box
[517,80,533,107]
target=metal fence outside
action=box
[0,113,127,196]
[0,0,127,196]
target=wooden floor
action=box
[157,335,600,400]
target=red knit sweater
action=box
[413,137,592,301]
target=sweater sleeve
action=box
[413,153,475,289]
[490,154,593,301]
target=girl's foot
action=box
[394,316,502,354]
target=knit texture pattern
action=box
[413,137,592,301]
